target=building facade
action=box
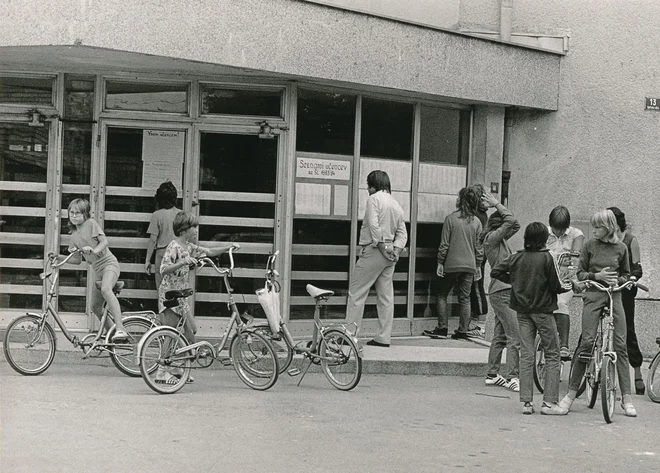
[0,0,656,352]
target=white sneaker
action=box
[505,378,520,392]
[467,324,485,339]
[558,394,574,411]
[485,374,507,387]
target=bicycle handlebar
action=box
[48,248,82,269]
[583,279,648,293]
[195,247,236,273]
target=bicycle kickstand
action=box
[296,357,314,387]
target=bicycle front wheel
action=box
[108,317,156,377]
[600,356,617,424]
[3,315,57,375]
[139,327,191,395]
[586,356,600,408]
[254,325,293,374]
[533,335,545,393]
[230,330,278,391]
[647,351,660,403]
[320,329,362,391]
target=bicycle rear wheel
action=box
[3,315,57,375]
[139,327,191,394]
[647,351,660,403]
[230,330,278,391]
[254,324,293,374]
[108,317,156,377]
[320,329,362,391]
[600,356,617,424]
[533,335,545,393]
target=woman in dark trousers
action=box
[608,206,645,395]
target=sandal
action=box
[635,378,645,395]
[155,373,179,385]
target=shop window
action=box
[297,89,356,155]
[201,86,282,117]
[105,128,145,186]
[105,81,188,114]
[420,106,470,165]
[63,123,93,185]
[0,76,53,105]
[65,75,95,121]
[360,98,413,160]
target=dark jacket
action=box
[491,249,571,314]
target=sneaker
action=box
[522,402,535,415]
[541,402,568,415]
[621,402,637,417]
[558,394,574,411]
[111,330,128,342]
[560,347,571,360]
[466,324,485,339]
[450,331,469,340]
[485,374,507,387]
[505,378,520,392]
[423,327,448,339]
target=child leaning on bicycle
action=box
[559,209,638,417]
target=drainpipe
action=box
[500,0,513,42]
[501,108,514,205]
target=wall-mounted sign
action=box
[141,129,185,190]
[645,97,660,110]
[296,157,351,180]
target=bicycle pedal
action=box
[220,357,233,366]
[287,368,301,376]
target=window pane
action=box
[63,123,93,185]
[0,76,53,105]
[297,89,356,155]
[0,125,49,182]
[65,75,95,120]
[420,106,470,165]
[106,81,188,113]
[200,133,277,193]
[201,86,282,116]
[361,98,413,160]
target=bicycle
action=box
[3,249,158,377]
[137,248,279,394]
[533,251,580,393]
[569,278,648,423]
[254,251,363,391]
[647,335,660,403]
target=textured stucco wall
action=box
[0,0,560,109]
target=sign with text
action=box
[141,129,185,190]
[645,97,660,110]
[296,157,351,180]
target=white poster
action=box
[295,183,332,215]
[141,130,185,190]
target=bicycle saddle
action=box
[306,284,334,299]
[94,280,124,293]
[164,288,193,300]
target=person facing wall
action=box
[345,170,408,348]
[145,181,181,290]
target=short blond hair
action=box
[590,209,618,243]
[173,211,199,236]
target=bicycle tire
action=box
[647,351,660,403]
[230,330,278,391]
[533,334,545,393]
[568,335,588,398]
[138,326,191,395]
[600,356,617,424]
[3,314,57,375]
[254,324,293,374]
[108,316,157,377]
[586,355,600,409]
[320,329,362,391]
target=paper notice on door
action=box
[333,185,349,216]
[141,130,185,190]
[295,183,331,216]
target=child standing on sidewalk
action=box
[491,222,572,415]
[480,192,521,392]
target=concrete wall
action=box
[0,0,560,110]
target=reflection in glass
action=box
[201,86,282,116]
[65,75,95,120]
[361,98,413,160]
[297,89,356,155]
[420,106,470,165]
[0,76,53,105]
[0,124,49,182]
[200,133,277,193]
[106,81,188,113]
[63,124,93,185]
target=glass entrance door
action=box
[192,130,279,319]
[98,121,191,314]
